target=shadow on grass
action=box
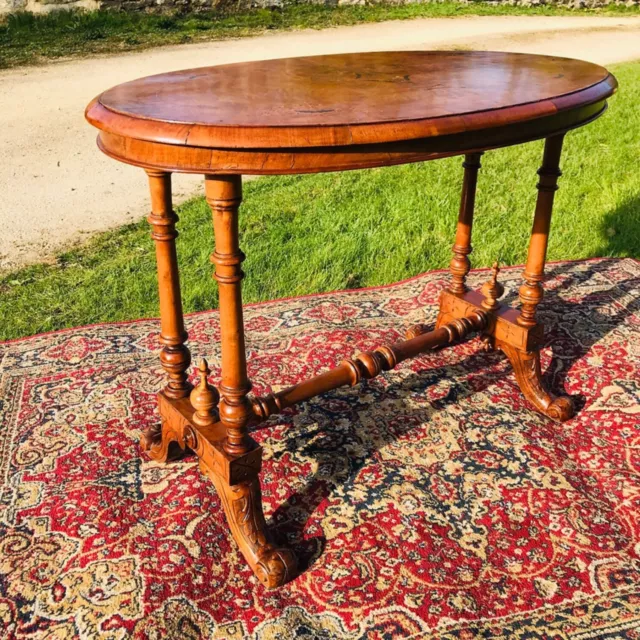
[596,193,640,259]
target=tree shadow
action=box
[595,193,640,260]
[541,264,639,407]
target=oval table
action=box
[86,51,617,588]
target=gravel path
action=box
[2,15,639,270]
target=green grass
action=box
[2,2,640,69]
[1,59,639,341]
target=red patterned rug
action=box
[1,258,639,639]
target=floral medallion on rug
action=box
[0,258,639,640]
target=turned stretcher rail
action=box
[251,308,488,422]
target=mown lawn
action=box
[1,2,640,69]
[0,60,638,341]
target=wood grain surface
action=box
[86,51,616,151]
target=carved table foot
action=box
[141,389,297,588]
[200,460,297,588]
[497,340,574,422]
[436,276,574,424]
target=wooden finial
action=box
[189,359,220,427]
[481,261,505,311]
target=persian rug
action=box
[1,258,639,640]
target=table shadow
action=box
[262,257,638,574]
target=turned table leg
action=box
[449,152,483,295]
[203,174,296,588]
[518,135,564,328]
[498,135,574,421]
[205,175,253,457]
[409,153,483,339]
[141,170,192,454]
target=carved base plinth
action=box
[140,392,297,588]
[436,289,574,422]
[140,421,187,462]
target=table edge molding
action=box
[85,73,616,151]
[94,100,608,175]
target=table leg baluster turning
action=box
[407,151,483,340]
[87,51,616,587]
[449,152,483,296]
[141,170,192,462]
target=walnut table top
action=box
[86,51,616,174]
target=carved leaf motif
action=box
[497,341,573,422]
